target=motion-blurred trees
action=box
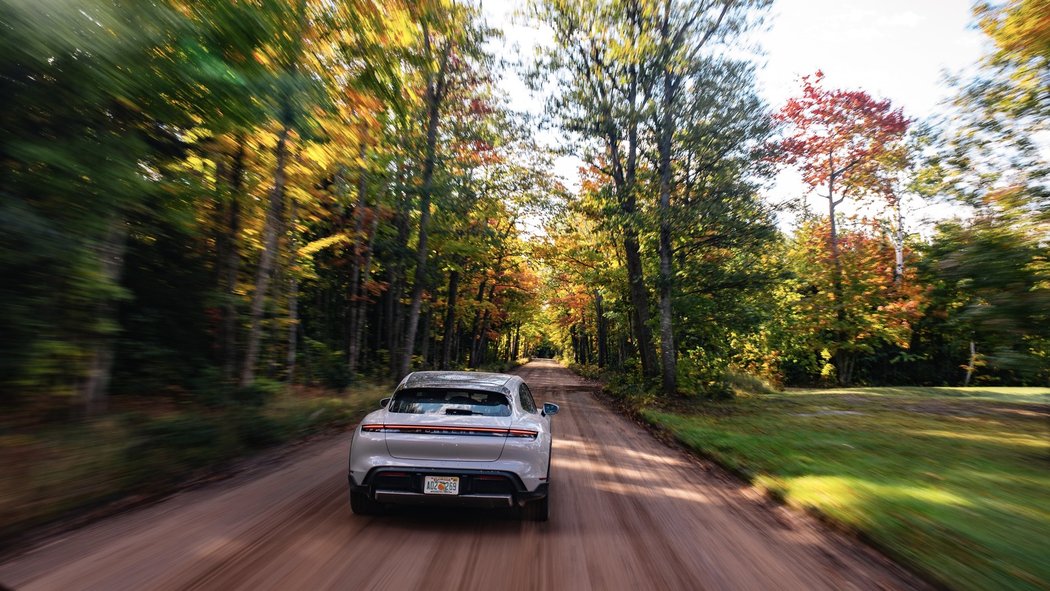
[0,0,549,413]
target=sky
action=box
[484,0,989,230]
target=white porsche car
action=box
[347,371,559,521]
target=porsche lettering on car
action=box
[347,371,559,521]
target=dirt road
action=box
[0,360,922,590]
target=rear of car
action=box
[348,372,555,520]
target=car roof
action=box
[398,371,520,394]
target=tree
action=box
[972,0,1050,123]
[530,0,661,378]
[532,0,769,392]
[786,219,924,385]
[917,192,1050,385]
[772,72,909,383]
[651,0,760,395]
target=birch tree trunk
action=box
[241,122,291,387]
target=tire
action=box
[522,495,549,522]
[350,490,381,516]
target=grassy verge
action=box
[0,381,389,547]
[634,386,1050,591]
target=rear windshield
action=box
[388,388,511,417]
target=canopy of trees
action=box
[1,0,1046,419]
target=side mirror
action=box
[380,397,391,408]
[542,402,559,417]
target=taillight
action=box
[507,429,538,439]
[361,424,385,432]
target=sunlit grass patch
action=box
[641,386,1050,591]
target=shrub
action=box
[724,367,776,395]
[125,415,224,485]
[678,348,733,399]
[232,378,282,407]
[301,338,351,389]
[233,409,285,449]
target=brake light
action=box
[364,424,537,438]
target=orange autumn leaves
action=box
[789,219,925,355]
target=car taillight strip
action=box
[361,424,537,439]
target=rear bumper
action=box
[374,490,515,508]
[348,467,548,509]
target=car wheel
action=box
[350,490,381,516]
[522,495,549,522]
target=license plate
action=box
[423,476,459,495]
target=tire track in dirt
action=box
[0,360,926,591]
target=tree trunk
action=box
[467,279,487,367]
[657,51,678,396]
[512,322,520,360]
[80,216,128,415]
[623,235,657,376]
[349,204,380,375]
[241,123,291,387]
[285,199,299,382]
[827,157,848,386]
[472,282,497,368]
[594,292,607,368]
[440,268,460,370]
[892,199,904,283]
[220,139,245,381]
[397,35,451,381]
[385,172,411,374]
[346,155,368,374]
[286,271,299,381]
[418,307,432,369]
[964,339,977,386]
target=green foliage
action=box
[677,349,733,399]
[567,363,604,380]
[299,338,352,390]
[233,378,283,408]
[911,197,1050,383]
[232,409,285,449]
[125,416,224,485]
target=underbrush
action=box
[476,358,525,373]
[569,360,772,402]
[0,380,388,547]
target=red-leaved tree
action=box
[773,71,909,382]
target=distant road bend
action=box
[0,360,924,590]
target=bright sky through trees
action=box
[486,0,987,227]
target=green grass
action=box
[640,386,1050,591]
[0,382,388,547]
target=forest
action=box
[0,0,1047,412]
